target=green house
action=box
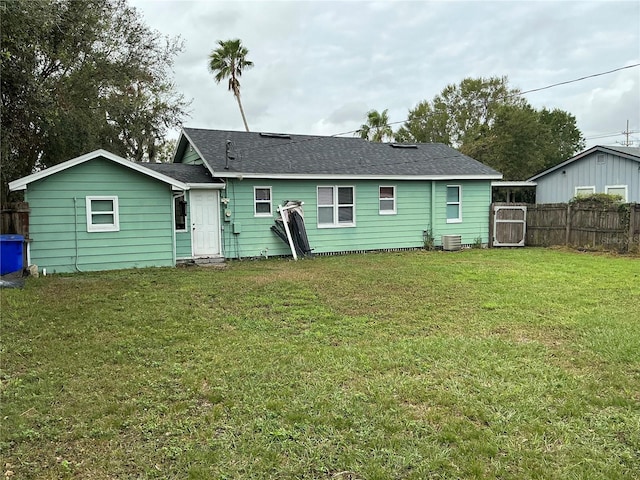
[9,129,502,273]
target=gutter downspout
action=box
[430,180,436,242]
[73,197,84,272]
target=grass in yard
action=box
[1,248,639,479]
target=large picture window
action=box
[86,196,119,232]
[254,187,272,216]
[446,185,461,223]
[379,186,396,214]
[318,186,355,227]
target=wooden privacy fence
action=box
[492,202,640,253]
[1,202,30,237]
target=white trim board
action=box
[9,149,189,191]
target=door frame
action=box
[189,189,222,257]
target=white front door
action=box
[190,190,221,257]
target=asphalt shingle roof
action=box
[603,145,640,158]
[180,128,502,178]
[137,162,221,184]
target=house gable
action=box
[9,149,188,192]
[528,146,640,203]
[21,157,178,273]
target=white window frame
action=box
[254,186,273,217]
[86,196,119,232]
[446,185,462,224]
[317,185,356,228]
[379,185,396,215]
[575,186,596,197]
[605,185,628,202]
[174,193,187,232]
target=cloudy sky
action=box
[130,0,640,148]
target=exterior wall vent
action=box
[596,154,606,165]
[442,235,462,251]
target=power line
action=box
[518,63,640,96]
[233,63,640,156]
[585,131,639,140]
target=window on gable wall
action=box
[86,196,119,232]
[254,187,272,216]
[605,185,627,201]
[318,186,355,227]
[575,186,595,197]
[174,194,187,230]
[446,185,461,223]
[379,186,396,214]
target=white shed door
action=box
[190,190,220,256]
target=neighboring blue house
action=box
[528,145,640,203]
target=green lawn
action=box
[1,248,639,479]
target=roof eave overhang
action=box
[491,181,537,187]
[9,149,189,192]
[210,172,503,181]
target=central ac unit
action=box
[442,235,462,251]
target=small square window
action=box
[575,186,595,197]
[605,185,627,201]
[379,186,396,214]
[86,196,119,232]
[254,187,272,216]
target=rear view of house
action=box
[174,128,502,260]
[9,129,502,273]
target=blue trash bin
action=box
[0,234,24,275]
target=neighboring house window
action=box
[174,194,187,231]
[446,185,461,223]
[379,186,396,214]
[605,185,628,201]
[254,187,272,216]
[575,186,595,197]
[318,186,355,227]
[86,196,119,232]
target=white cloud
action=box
[131,0,640,147]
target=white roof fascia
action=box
[179,129,216,176]
[9,149,189,191]
[492,181,537,187]
[212,173,503,181]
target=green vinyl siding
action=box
[221,179,433,258]
[176,147,203,165]
[25,157,176,273]
[221,178,492,258]
[432,180,491,246]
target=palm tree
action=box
[356,109,394,142]
[209,39,254,132]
